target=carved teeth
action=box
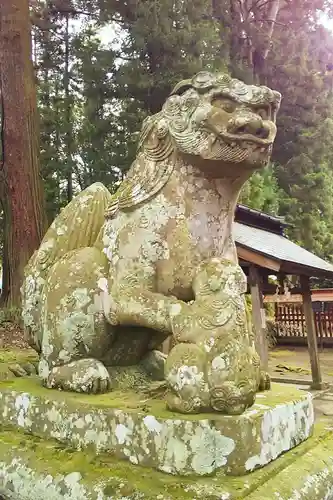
[227,141,269,152]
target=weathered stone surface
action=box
[21,70,282,415]
[0,349,38,383]
[0,379,313,477]
[0,422,332,499]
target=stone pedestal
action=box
[0,378,314,477]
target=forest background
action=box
[2,0,333,307]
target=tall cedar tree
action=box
[0,0,47,306]
[30,0,333,263]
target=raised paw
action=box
[46,358,111,394]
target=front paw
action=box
[46,358,111,394]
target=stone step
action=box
[0,425,333,499]
[0,378,314,476]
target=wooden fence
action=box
[275,302,333,346]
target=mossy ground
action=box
[0,376,310,422]
[0,356,332,497]
[0,421,332,499]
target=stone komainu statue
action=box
[22,71,281,415]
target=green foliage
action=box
[245,294,252,314]
[239,164,281,215]
[32,0,226,221]
[29,0,333,267]
[267,30,333,260]
[111,0,226,113]
[72,27,127,188]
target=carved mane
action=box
[105,111,176,219]
[105,77,200,219]
[105,71,281,219]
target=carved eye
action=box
[212,97,237,113]
[256,107,270,120]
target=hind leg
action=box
[22,182,112,356]
[45,359,111,393]
[39,246,113,393]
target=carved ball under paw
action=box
[210,381,255,415]
[166,391,204,414]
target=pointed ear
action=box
[170,79,192,96]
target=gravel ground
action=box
[0,322,29,350]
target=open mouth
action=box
[204,137,270,164]
[224,133,272,146]
[204,123,274,151]
[224,138,270,153]
[210,134,272,154]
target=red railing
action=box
[275,302,333,346]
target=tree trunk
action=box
[262,0,281,59]
[0,0,47,307]
[64,12,73,203]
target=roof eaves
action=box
[236,239,333,278]
[279,260,333,279]
[236,204,290,227]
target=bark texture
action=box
[0,0,47,307]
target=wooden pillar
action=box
[249,264,268,369]
[300,275,322,389]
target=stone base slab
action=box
[0,425,333,499]
[0,378,314,476]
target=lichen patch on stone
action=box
[0,381,315,477]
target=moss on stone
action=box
[0,349,38,382]
[0,377,320,480]
[0,427,214,499]
[0,422,333,499]
[0,377,311,421]
[0,348,37,365]
[245,429,333,499]
[106,365,152,390]
[229,421,332,496]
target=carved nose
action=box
[228,116,270,139]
